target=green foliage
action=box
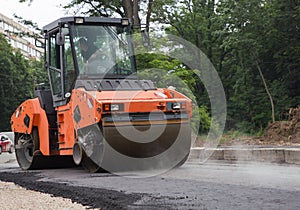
[0,34,46,131]
[63,0,124,17]
[153,0,300,133]
[16,0,300,135]
[136,53,197,99]
[196,105,211,133]
[136,53,211,134]
[218,0,300,131]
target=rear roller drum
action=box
[14,127,40,170]
[15,128,76,170]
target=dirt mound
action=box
[263,107,300,144]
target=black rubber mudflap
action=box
[77,124,105,172]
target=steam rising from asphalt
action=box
[79,33,227,177]
[134,34,227,164]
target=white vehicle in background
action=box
[0,133,13,154]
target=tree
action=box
[20,0,157,34]
[63,0,156,28]
[152,0,299,132]
[216,0,277,130]
[17,0,299,133]
[0,34,29,130]
[0,34,46,131]
[0,34,16,131]
[153,0,218,59]
[218,0,299,131]
[267,0,300,107]
[136,53,212,133]
[152,0,228,114]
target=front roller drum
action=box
[102,122,191,171]
[15,128,40,170]
[76,122,191,173]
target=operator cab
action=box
[43,17,137,107]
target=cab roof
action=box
[43,16,129,32]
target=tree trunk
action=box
[132,0,140,26]
[122,0,141,27]
[122,0,133,22]
[253,52,275,123]
[146,0,154,33]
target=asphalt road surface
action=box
[0,154,299,209]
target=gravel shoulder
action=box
[0,170,141,210]
[0,154,141,209]
[0,155,86,209]
[0,181,87,210]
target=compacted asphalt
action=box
[0,153,299,209]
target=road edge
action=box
[189,147,300,164]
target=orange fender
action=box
[11,98,50,155]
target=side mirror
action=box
[56,27,69,46]
[56,32,65,46]
[35,38,45,48]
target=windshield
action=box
[71,25,135,77]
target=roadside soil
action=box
[262,107,300,145]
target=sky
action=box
[1,0,71,28]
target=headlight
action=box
[167,102,185,111]
[121,18,129,26]
[172,102,181,110]
[111,104,120,111]
[75,17,84,24]
[103,103,124,112]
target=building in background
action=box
[0,13,43,60]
